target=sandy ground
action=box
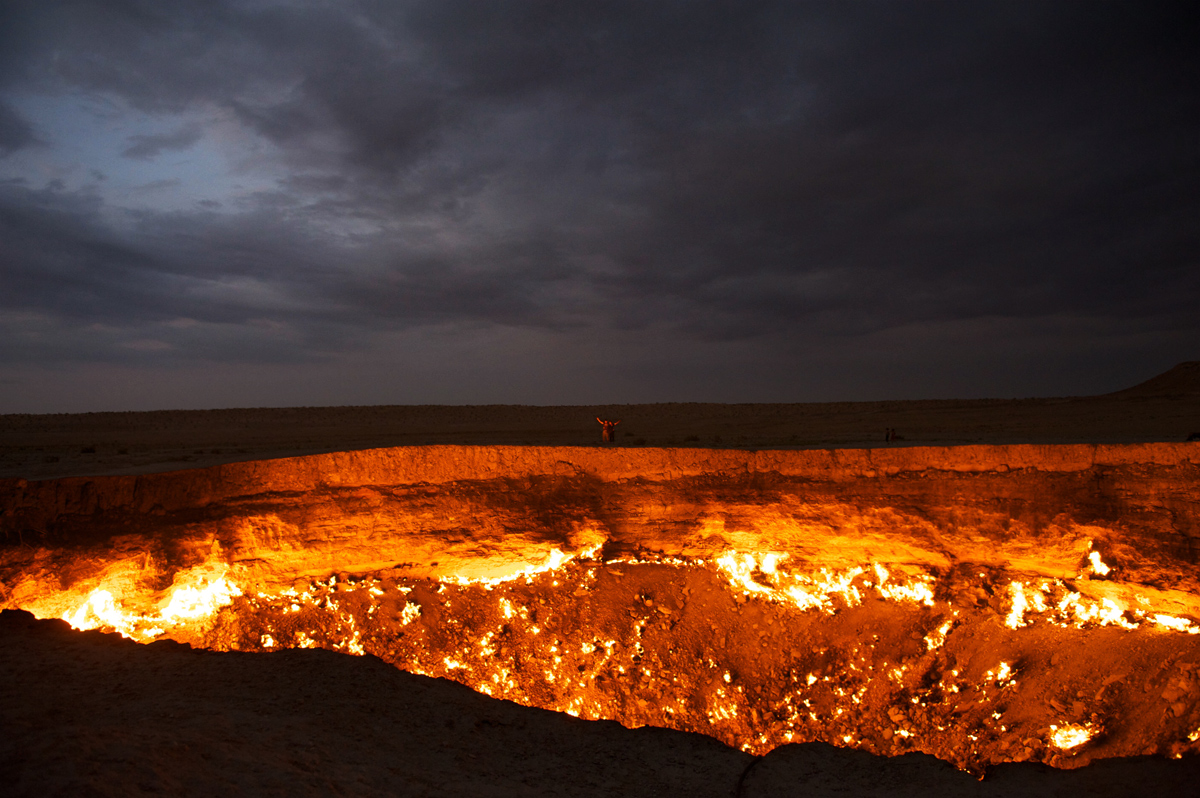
[2,362,1198,481]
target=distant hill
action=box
[1108,361,1200,397]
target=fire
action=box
[449,547,583,589]
[12,544,1200,774]
[713,552,935,614]
[64,589,152,639]
[1006,582,1030,629]
[59,565,241,642]
[1087,550,1112,577]
[1153,614,1200,634]
[923,620,954,651]
[160,572,241,622]
[1050,723,1095,750]
[1000,578,1192,633]
[983,661,1016,687]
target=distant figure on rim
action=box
[597,418,620,443]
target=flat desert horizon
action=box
[2,361,1197,480]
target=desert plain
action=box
[3,361,1199,481]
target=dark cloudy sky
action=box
[1,1,1196,412]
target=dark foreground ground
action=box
[4,610,1199,798]
[2,362,1199,480]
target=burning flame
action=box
[1087,550,1112,577]
[713,552,934,613]
[64,589,157,640]
[449,545,603,589]
[1152,614,1200,634]
[923,620,953,651]
[60,565,241,642]
[1049,723,1095,750]
[1003,579,1186,633]
[1006,582,1030,629]
[983,661,1016,687]
[160,574,241,622]
[12,540,1200,773]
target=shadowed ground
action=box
[5,610,1200,798]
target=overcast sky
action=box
[0,1,1196,412]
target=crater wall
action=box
[2,443,1198,609]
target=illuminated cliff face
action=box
[3,444,1200,773]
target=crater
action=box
[3,443,1200,775]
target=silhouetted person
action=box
[597,418,620,442]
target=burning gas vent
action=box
[3,444,1200,774]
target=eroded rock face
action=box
[2,443,1200,772]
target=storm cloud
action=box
[0,1,1196,411]
[121,126,203,160]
